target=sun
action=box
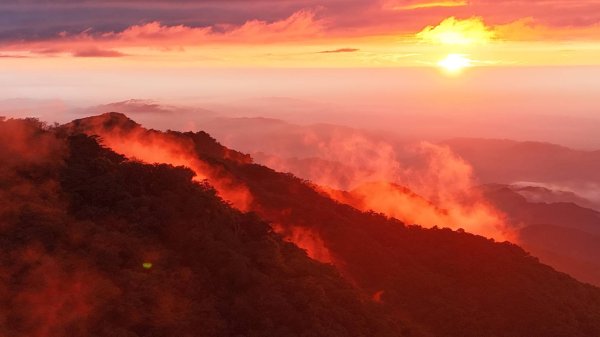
[437,54,472,74]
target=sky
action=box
[2,0,600,66]
[1,0,600,148]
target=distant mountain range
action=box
[481,184,600,286]
[442,138,600,188]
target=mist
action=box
[2,66,600,149]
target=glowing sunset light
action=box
[416,17,495,45]
[3,1,600,337]
[438,53,472,73]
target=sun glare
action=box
[438,54,472,74]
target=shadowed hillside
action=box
[482,184,600,286]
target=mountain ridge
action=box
[55,112,600,337]
[2,117,415,337]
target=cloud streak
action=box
[390,0,468,10]
[317,48,359,53]
[72,48,126,57]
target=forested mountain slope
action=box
[62,113,600,337]
[0,118,415,337]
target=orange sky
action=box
[1,1,600,68]
[2,0,600,149]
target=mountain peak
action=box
[66,112,140,134]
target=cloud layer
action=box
[0,0,599,65]
[2,0,600,42]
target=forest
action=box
[2,114,600,337]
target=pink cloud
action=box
[1,9,325,55]
[1,1,600,57]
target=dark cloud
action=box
[0,54,28,58]
[72,48,126,57]
[318,48,359,53]
[0,1,316,42]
